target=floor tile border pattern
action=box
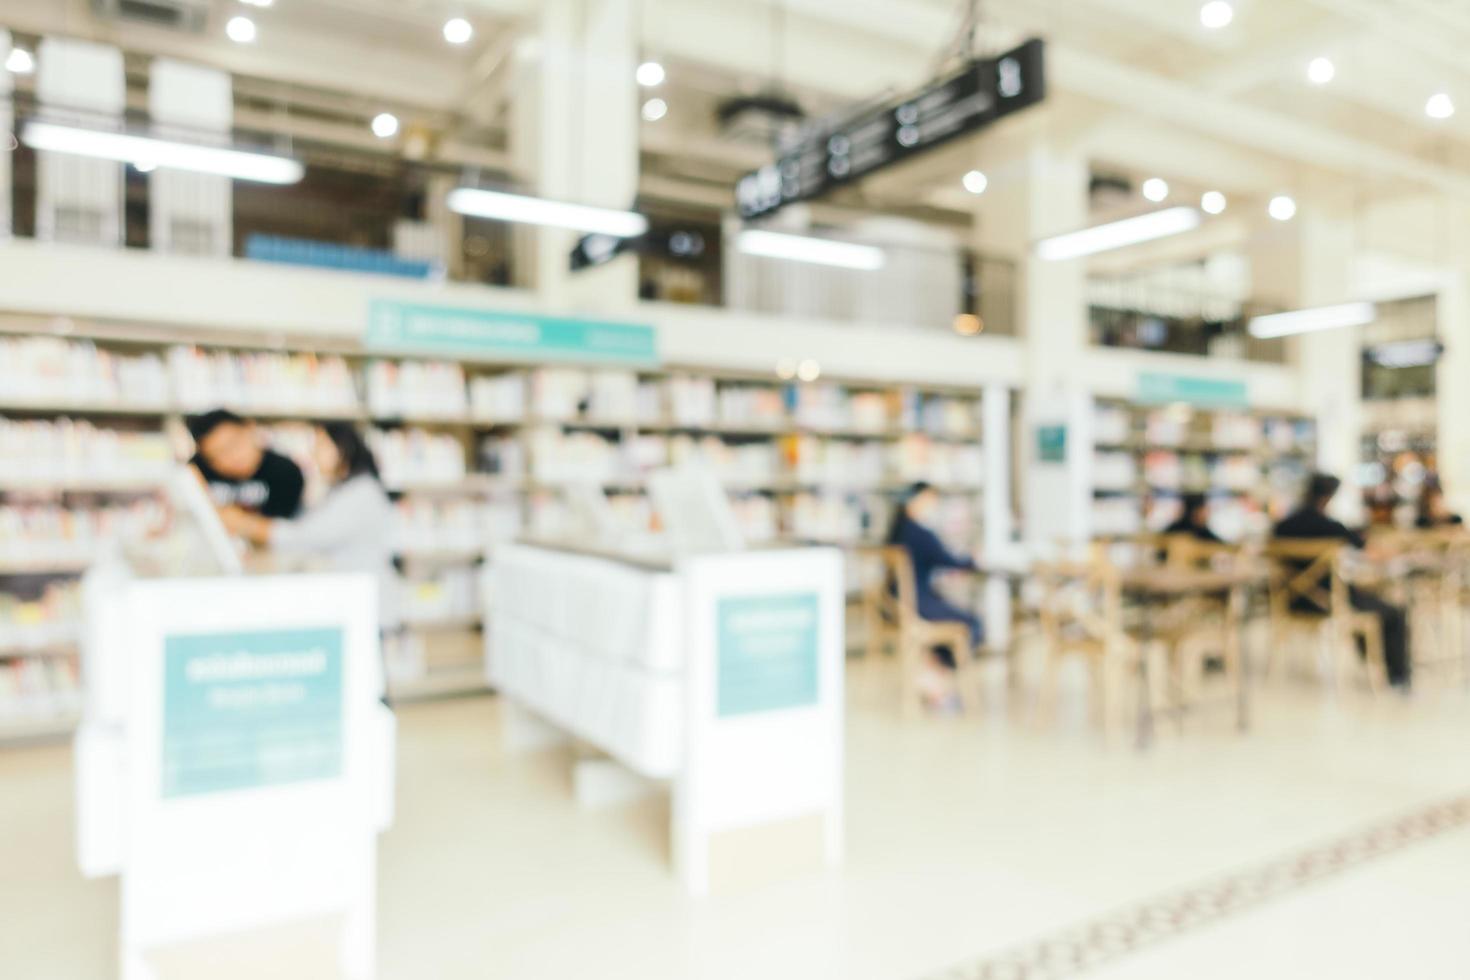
[922,793,1470,980]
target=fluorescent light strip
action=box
[1367,339,1441,368]
[446,187,648,237]
[1035,206,1202,261]
[735,229,885,270]
[1248,302,1375,339]
[21,121,304,185]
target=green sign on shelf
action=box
[366,299,658,365]
[1036,424,1067,463]
[717,593,820,717]
[162,627,344,799]
[1136,372,1248,409]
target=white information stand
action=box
[76,572,393,979]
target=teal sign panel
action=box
[162,627,344,799]
[1036,424,1067,463]
[1136,372,1248,409]
[717,593,820,717]
[366,299,658,365]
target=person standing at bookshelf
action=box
[187,409,306,519]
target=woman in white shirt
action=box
[218,421,395,623]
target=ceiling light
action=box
[446,187,648,237]
[1307,57,1335,85]
[641,98,668,122]
[1199,1,1233,29]
[636,61,665,87]
[239,0,274,6]
[775,358,798,381]
[21,120,304,184]
[443,17,473,45]
[4,48,35,75]
[1366,339,1443,368]
[796,359,822,382]
[371,113,399,139]
[962,170,988,194]
[735,229,885,270]
[225,16,256,43]
[1141,177,1169,202]
[1268,195,1297,221]
[1248,302,1375,339]
[953,314,983,335]
[1035,206,1202,261]
[1201,190,1227,214]
[1425,92,1455,119]
[133,161,156,173]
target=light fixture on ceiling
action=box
[962,170,988,195]
[1248,302,1375,339]
[735,229,886,270]
[636,61,665,87]
[641,98,668,122]
[1307,57,1335,85]
[443,17,473,45]
[133,160,156,173]
[1141,177,1169,202]
[371,113,399,139]
[225,15,257,43]
[1425,92,1455,119]
[796,358,822,382]
[21,120,305,184]
[1366,338,1443,368]
[953,314,983,335]
[1199,1,1233,29]
[446,187,649,237]
[775,358,798,381]
[1034,206,1202,261]
[1268,195,1297,221]
[239,0,274,6]
[4,47,35,75]
[1201,190,1228,214]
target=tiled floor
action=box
[3,662,1469,979]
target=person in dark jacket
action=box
[1415,484,1463,530]
[885,482,981,668]
[1274,472,1410,688]
[1162,493,1224,544]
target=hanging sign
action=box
[367,300,658,365]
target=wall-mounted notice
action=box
[366,299,658,365]
[162,627,344,799]
[1136,372,1248,409]
[716,593,820,717]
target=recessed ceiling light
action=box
[641,98,668,122]
[239,0,274,6]
[962,170,988,194]
[1142,177,1170,202]
[796,359,822,382]
[225,16,257,43]
[4,47,35,75]
[1199,1,1233,29]
[953,314,983,335]
[371,113,399,139]
[1268,195,1297,221]
[443,17,473,45]
[1201,190,1227,214]
[636,61,665,87]
[1425,92,1455,119]
[1307,57,1335,85]
[133,160,156,173]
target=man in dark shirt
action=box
[1274,472,1410,688]
[1162,493,1224,544]
[187,409,305,519]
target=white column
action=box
[510,0,640,311]
[35,37,126,248]
[1435,268,1470,515]
[148,60,233,257]
[0,31,13,240]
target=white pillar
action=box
[35,37,126,247]
[0,31,12,240]
[148,60,233,257]
[1435,268,1470,515]
[510,0,639,310]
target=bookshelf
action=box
[0,326,1010,737]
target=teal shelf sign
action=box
[717,593,820,717]
[366,299,658,365]
[1136,372,1248,409]
[1036,424,1067,463]
[162,627,344,799]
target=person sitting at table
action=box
[885,482,981,670]
[1415,483,1464,530]
[1274,472,1411,690]
[1162,493,1224,544]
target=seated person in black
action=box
[885,482,981,669]
[1162,493,1224,544]
[187,409,305,519]
[1274,472,1410,689]
[1415,484,1464,530]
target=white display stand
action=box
[76,571,394,980]
[489,542,845,896]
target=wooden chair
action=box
[1152,534,1247,716]
[866,546,984,718]
[1264,539,1386,692]
[1033,556,1139,730]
